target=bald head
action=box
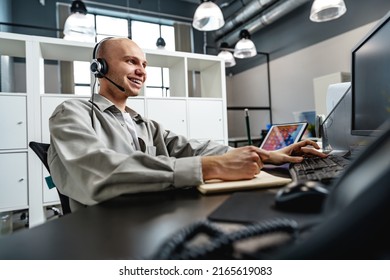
[93,37,148,108]
[96,37,144,61]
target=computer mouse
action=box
[274,181,329,213]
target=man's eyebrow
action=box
[124,55,148,66]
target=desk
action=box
[0,188,303,260]
[0,166,297,260]
[0,188,233,259]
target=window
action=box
[73,61,92,95]
[72,15,175,97]
[95,15,129,41]
[131,21,175,51]
[129,20,173,97]
[144,67,170,97]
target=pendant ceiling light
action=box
[63,0,96,42]
[192,0,225,31]
[218,42,236,68]
[156,37,166,49]
[217,42,236,68]
[310,0,347,22]
[155,21,166,50]
[234,30,257,59]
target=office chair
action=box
[29,141,71,215]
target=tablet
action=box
[260,122,308,151]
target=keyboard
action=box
[289,154,351,183]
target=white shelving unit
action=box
[0,32,227,227]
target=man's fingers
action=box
[296,139,321,149]
[301,147,328,157]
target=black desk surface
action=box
[0,189,231,259]
[0,167,317,260]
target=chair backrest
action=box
[29,141,71,215]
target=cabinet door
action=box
[0,153,28,210]
[188,100,224,141]
[146,99,187,137]
[0,96,27,150]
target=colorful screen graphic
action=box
[261,124,306,151]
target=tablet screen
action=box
[260,122,308,151]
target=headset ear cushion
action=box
[97,58,108,77]
[90,58,108,78]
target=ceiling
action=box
[179,0,390,75]
[178,0,321,49]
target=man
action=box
[48,37,326,211]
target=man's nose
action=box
[135,67,146,76]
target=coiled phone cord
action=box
[154,218,299,259]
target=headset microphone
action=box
[104,76,125,92]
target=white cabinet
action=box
[0,95,27,150]
[126,98,145,116]
[0,153,28,211]
[0,32,227,226]
[188,99,224,141]
[146,99,187,137]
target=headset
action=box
[90,37,113,78]
[90,37,125,92]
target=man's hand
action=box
[266,139,327,165]
[201,146,267,181]
[201,140,327,182]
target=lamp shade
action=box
[234,30,257,59]
[156,37,166,49]
[218,50,236,67]
[310,0,347,22]
[63,1,96,42]
[192,1,225,31]
[218,42,235,67]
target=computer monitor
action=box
[351,11,390,136]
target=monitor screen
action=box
[351,12,390,136]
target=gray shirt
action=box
[48,94,230,209]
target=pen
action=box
[245,108,252,145]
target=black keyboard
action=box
[289,154,351,183]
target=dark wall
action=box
[0,0,11,32]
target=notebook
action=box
[260,122,307,151]
[197,171,292,194]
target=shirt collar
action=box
[90,94,145,123]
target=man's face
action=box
[105,39,148,97]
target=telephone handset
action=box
[276,123,390,259]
